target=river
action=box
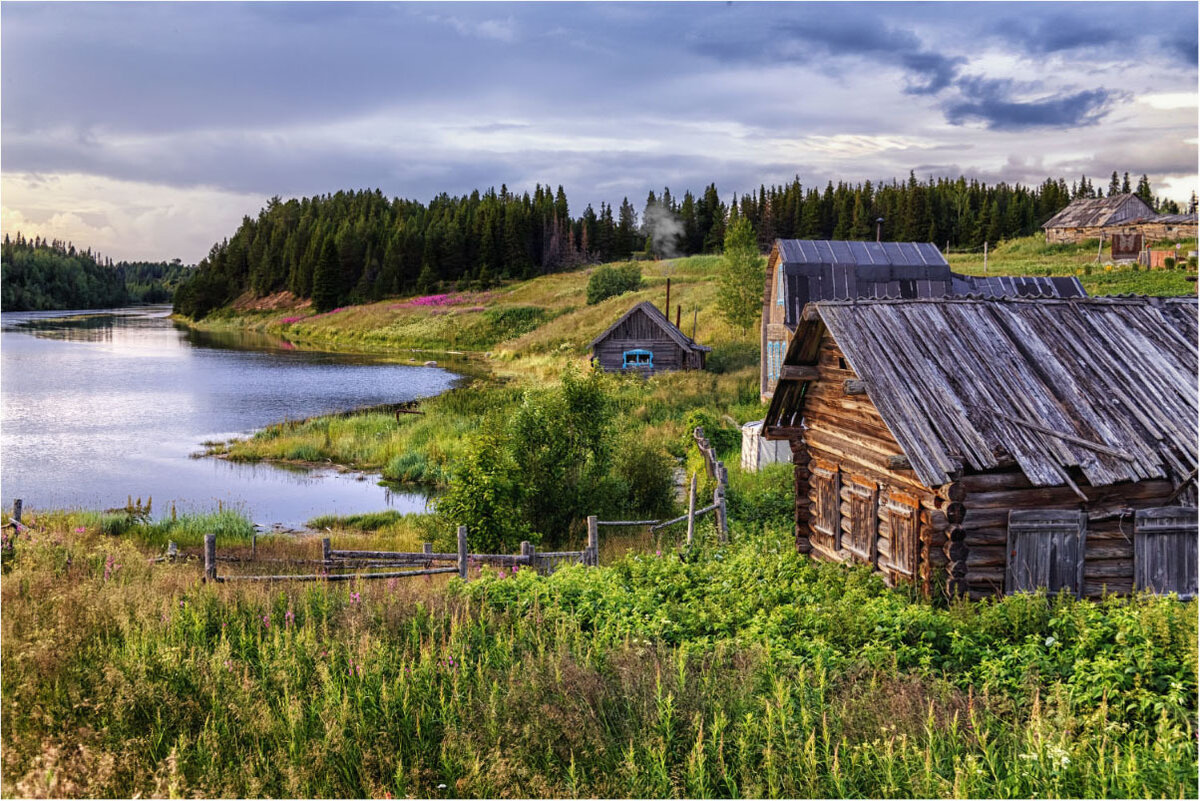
[0,307,459,526]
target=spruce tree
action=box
[311,237,340,312]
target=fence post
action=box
[11,499,22,525]
[685,473,697,547]
[587,515,599,567]
[204,533,217,582]
[423,542,433,555]
[251,528,257,561]
[322,537,331,566]
[457,526,468,580]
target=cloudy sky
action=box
[2,1,1196,262]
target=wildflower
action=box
[511,564,518,573]
[224,659,232,672]
[180,600,186,608]
[655,550,662,557]
[497,569,506,579]
[285,609,295,626]
[350,591,361,604]
[261,614,270,629]
[387,578,398,592]
[74,526,85,533]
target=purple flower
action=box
[285,609,295,626]
[261,614,270,629]
[350,591,360,604]
[511,564,518,574]
[74,526,85,533]
[655,550,662,557]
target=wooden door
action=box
[1005,510,1086,597]
[1134,507,1198,599]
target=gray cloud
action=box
[943,77,1122,130]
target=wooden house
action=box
[591,301,710,374]
[762,296,1198,600]
[1041,194,1155,244]
[760,239,1086,401]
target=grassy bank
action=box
[2,516,1195,798]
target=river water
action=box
[0,307,459,525]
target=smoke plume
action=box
[642,202,684,258]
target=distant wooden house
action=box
[760,239,1086,400]
[591,301,710,374]
[1041,194,1155,244]
[762,296,1198,600]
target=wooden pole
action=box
[457,526,468,580]
[676,304,682,330]
[204,533,217,582]
[11,499,21,525]
[322,537,331,566]
[665,277,671,317]
[423,542,433,555]
[587,515,599,567]
[251,528,257,561]
[685,473,697,547]
[691,308,698,339]
[714,487,729,543]
[983,240,988,274]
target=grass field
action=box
[2,513,1195,798]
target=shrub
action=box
[586,262,642,305]
[1164,256,1176,269]
[613,435,677,520]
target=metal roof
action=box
[765,296,1198,490]
[770,239,1086,329]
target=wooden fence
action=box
[203,524,599,583]
[594,428,731,546]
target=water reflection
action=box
[1,306,456,526]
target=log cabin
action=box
[591,300,710,374]
[760,239,1086,401]
[1041,194,1156,244]
[762,295,1198,600]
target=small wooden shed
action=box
[762,296,1198,600]
[590,301,710,374]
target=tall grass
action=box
[2,518,1194,798]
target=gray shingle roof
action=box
[589,300,711,351]
[766,296,1198,490]
[1041,194,1155,229]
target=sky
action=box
[2,1,1197,263]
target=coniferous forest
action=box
[172,171,1178,319]
[1,233,192,311]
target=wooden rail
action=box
[202,523,600,583]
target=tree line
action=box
[1,233,192,311]
[157,170,1176,317]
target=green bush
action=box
[613,434,677,520]
[1164,256,1176,269]
[586,262,642,305]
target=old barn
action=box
[762,296,1198,600]
[591,301,710,374]
[760,239,1086,400]
[1041,194,1155,244]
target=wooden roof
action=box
[769,238,1086,329]
[1041,194,1154,229]
[590,300,711,352]
[765,296,1198,490]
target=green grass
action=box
[949,235,1197,296]
[2,519,1194,797]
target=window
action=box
[810,459,841,551]
[843,476,878,562]
[622,349,653,369]
[1005,510,1085,597]
[767,340,784,382]
[885,492,920,576]
[776,265,785,306]
[1134,507,1198,599]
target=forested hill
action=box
[171,171,1163,319]
[1,234,192,311]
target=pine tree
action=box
[311,237,340,312]
[1121,172,1131,195]
[1135,175,1154,207]
[1108,171,1121,197]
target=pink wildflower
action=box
[261,614,270,629]
[285,609,295,626]
[350,591,360,604]
[74,526,85,533]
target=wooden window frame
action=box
[1134,507,1198,600]
[843,475,878,563]
[884,491,920,577]
[1005,510,1086,598]
[622,349,653,369]
[810,459,841,551]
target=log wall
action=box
[952,470,1177,599]
[789,333,949,591]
